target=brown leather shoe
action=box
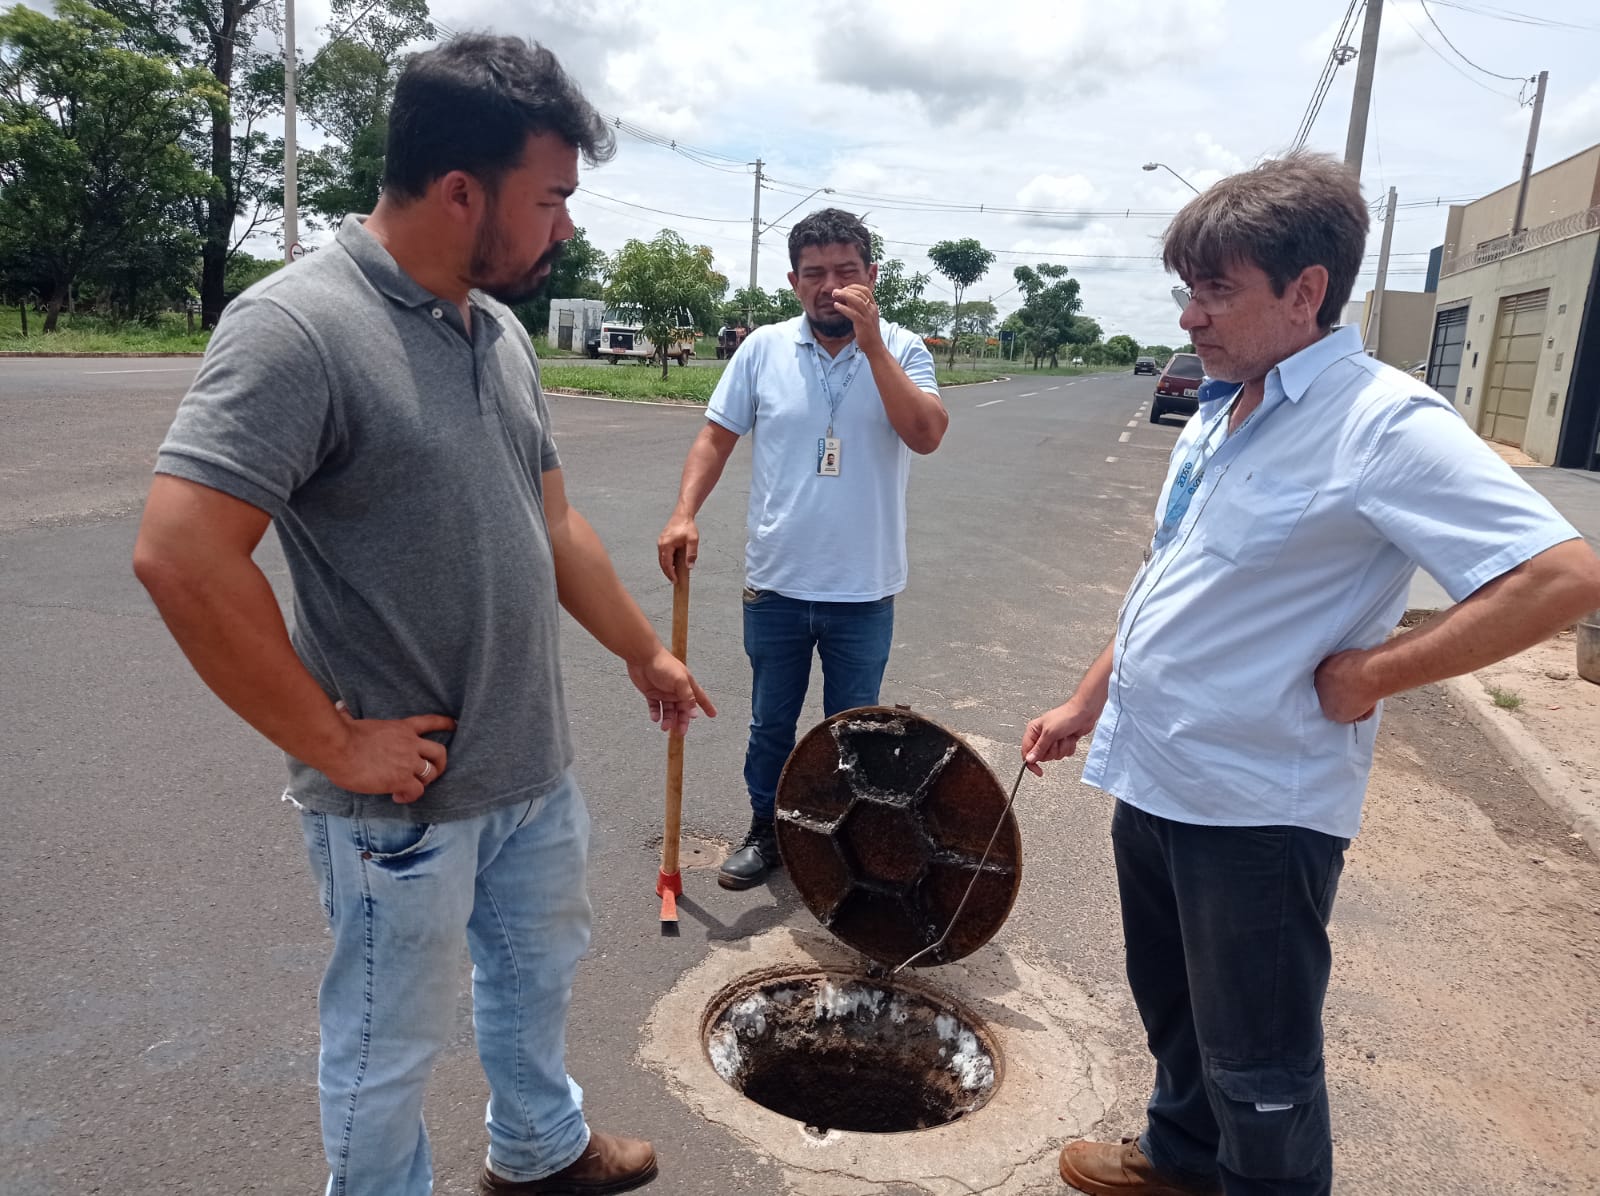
[479,1130,659,1194]
[1058,1136,1220,1196]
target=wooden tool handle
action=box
[661,548,690,877]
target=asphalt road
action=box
[3,358,1595,1195]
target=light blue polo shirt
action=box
[706,315,938,602]
[1082,324,1579,838]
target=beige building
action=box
[1428,144,1600,470]
[1358,288,1436,371]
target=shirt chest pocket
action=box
[1197,471,1318,571]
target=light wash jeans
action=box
[300,771,593,1195]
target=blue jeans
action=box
[1111,801,1347,1196]
[742,589,895,820]
[300,772,593,1196]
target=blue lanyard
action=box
[807,341,865,437]
[1151,388,1242,552]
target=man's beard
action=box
[810,311,853,338]
[468,211,565,306]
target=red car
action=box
[1151,353,1204,424]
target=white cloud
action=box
[258,0,1599,345]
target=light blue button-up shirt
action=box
[1081,325,1579,838]
[707,315,938,601]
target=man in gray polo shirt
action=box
[133,36,707,1196]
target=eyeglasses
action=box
[1170,281,1261,315]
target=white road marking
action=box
[1105,456,1119,463]
[82,366,195,375]
[1126,420,1138,427]
[1019,391,1039,397]
[976,398,1006,408]
[1048,386,1061,391]
[1118,431,1132,443]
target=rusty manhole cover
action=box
[774,707,1020,968]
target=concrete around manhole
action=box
[640,926,1124,1195]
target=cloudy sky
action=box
[273,0,1600,345]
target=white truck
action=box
[596,308,696,366]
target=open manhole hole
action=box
[701,968,1001,1134]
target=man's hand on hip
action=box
[1313,649,1379,723]
[628,647,717,736]
[325,703,456,804]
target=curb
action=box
[0,350,206,358]
[542,387,706,408]
[1439,670,1600,851]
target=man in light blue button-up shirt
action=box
[1026,154,1600,1196]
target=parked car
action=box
[597,308,695,366]
[1150,353,1204,423]
[1133,356,1158,375]
[584,328,601,359]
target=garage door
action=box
[1480,289,1548,448]
[1426,304,1468,400]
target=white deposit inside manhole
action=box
[701,971,1001,1134]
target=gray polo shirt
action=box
[156,216,573,822]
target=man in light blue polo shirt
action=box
[1022,154,1600,1196]
[657,208,948,889]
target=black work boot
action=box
[718,815,781,890]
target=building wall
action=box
[546,298,606,346]
[1434,229,1600,464]
[1360,289,1435,369]
[1450,145,1600,254]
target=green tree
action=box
[873,257,932,330]
[927,238,994,366]
[1011,263,1083,368]
[223,250,280,299]
[92,0,274,327]
[511,226,604,337]
[917,299,954,338]
[605,230,727,380]
[952,298,997,338]
[1142,343,1174,363]
[725,284,775,327]
[1104,334,1140,365]
[295,0,432,225]
[772,287,802,321]
[0,0,220,329]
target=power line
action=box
[1293,0,1363,150]
[1428,1,1600,32]
[1418,0,1533,82]
[1391,4,1523,98]
[578,188,749,224]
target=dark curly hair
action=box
[384,34,616,200]
[788,208,873,271]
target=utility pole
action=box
[746,158,764,328]
[1344,0,1383,178]
[1512,70,1549,236]
[1365,186,1397,359]
[283,0,299,264]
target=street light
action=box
[1142,162,1201,196]
[746,186,835,327]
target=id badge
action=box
[817,436,842,477]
